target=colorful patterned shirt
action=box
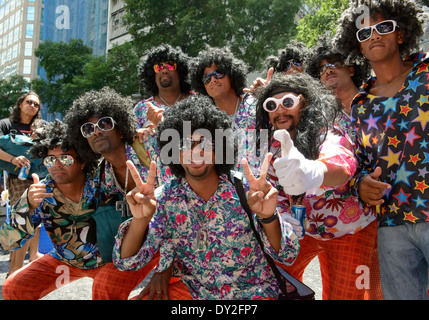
[100,142,155,195]
[267,123,374,240]
[351,52,429,228]
[0,174,103,269]
[113,174,300,300]
[134,96,191,185]
[231,93,260,176]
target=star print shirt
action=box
[0,174,103,269]
[113,174,300,300]
[351,52,429,228]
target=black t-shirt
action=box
[0,118,32,137]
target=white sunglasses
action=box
[356,20,398,42]
[263,93,301,113]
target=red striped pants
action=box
[2,253,159,300]
[278,220,382,300]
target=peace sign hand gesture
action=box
[125,160,157,221]
[241,152,278,219]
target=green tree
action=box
[295,0,349,47]
[122,0,302,70]
[0,75,30,119]
[32,39,93,113]
[32,39,141,114]
[68,42,140,98]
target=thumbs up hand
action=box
[272,130,326,196]
[28,173,53,211]
[358,166,391,205]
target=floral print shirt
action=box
[351,52,429,228]
[134,96,187,186]
[230,93,260,177]
[100,142,154,195]
[0,174,103,269]
[113,174,300,300]
[267,123,375,240]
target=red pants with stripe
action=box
[278,221,382,300]
[2,253,159,300]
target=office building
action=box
[0,0,43,82]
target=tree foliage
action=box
[32,39,140,114]
[0,75,30,119]
[32,39,93,113]
[295,0,349,47]
[122,0,302,70]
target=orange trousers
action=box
[2,253,159,300]
[278,221,382,300]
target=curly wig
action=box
[275,40,309,73]
[189,45,248,97]
[138,44,192,96]
[255,72,341,160]
[10,91,41,125]
[64,87,137,164]
[157,95,237,178]
[29,119,97,175]
[334,0,424,65]
[306,34,371,88]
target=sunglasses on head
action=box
[153,61,177,73]
[356,20,398,43]
[80,117,116,138]
[26,99,40,108]
[179,136,213,152]
[202,71,225,84]
[263,93,301,113]
[43,154,75,168]
[319,62,344,76]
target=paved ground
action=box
[0,213,322,300]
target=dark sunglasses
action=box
[202,71,225,84]
[356,20,398,42]
[153,61,177,73]
[263,93,301,112]
[319,62,344,76]
[284,59,302,72]
[25,99,40,108]
[179,136,213,152]
[43,155,75,168]
[80,117,116,138]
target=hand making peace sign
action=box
[241,152,278,219]
[125,160,157,221]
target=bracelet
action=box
[10,156,15,163]
[257,210,278,224]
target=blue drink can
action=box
[18,165,30,180]
[291,205,306,236]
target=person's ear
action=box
[397,31,404,45]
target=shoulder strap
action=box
[131,139,151,169]
[229,171,292,296]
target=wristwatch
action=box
[257,210,278,224]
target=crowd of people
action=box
[0,0,428,300]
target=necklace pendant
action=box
[196,229,208,251]
[116,199,131,218]
[70,221,77,235]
